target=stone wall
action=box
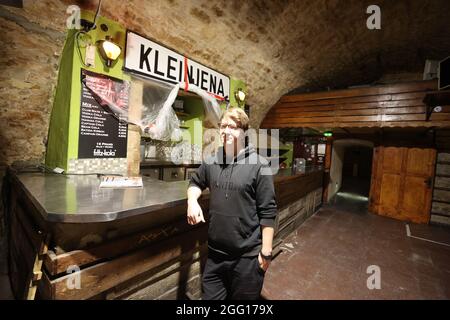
[431,152,450,226]
[431,129,450,226]
[0,3,66,166]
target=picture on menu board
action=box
[78,70,130,159]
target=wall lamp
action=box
[97,36,121,67]
[234,88,246,106]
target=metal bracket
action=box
[426,105,434,121]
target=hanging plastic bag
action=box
[85,71,222,141]
[139,80,182,141]
[185,83,223,128]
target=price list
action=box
[78,70,129,159]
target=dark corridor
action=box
[341,147,373,196]
[333,146,373,212]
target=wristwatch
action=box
[260,251,272,261]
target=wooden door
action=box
[369,146,436,224]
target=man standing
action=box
[187,108,277,300]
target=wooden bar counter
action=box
[4,166,323,300]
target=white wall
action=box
[327,144,345,201]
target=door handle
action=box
[425,177,433,188]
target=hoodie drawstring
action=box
[216,145,253,199]
[226,163,236,199]
[216,162,236,200]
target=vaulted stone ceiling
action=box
[20,1,450,122]
[1,0,450,163]
[72,0,450,127]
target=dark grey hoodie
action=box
[189,144,278,258]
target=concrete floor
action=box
[262,184,450,300]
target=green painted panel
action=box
[180,96,204,147]
[45,30,75,170]
[67,12,129,161]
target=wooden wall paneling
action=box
[435,176,450,189]
[294,207,307,229]
[274,171,323,208]
[275,212,298,241]
[436,163,450,176]
[280,93,395,107]
[105,246,207,300]
[430,151,450,226]
[261,81,450,129]
[271,99,428,115]
[264,113,450,126]
[314,188,322,209]
[43,216,199,276]
[433,189,450,202]
[432,201,450,216]
[437,152,450,163]
[48,226,207,300]
[271,92,426,111]
[279,81,436,103]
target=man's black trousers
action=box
[202,253,265,300]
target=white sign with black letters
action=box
[124,31,230,100]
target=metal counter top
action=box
[13,173,198,224]
[12,168,322,224]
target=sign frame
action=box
[123,30,230,101]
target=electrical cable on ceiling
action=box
[92,0,102,30]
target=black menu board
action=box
[78,70,129,159]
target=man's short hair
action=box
[220,107,249,131]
